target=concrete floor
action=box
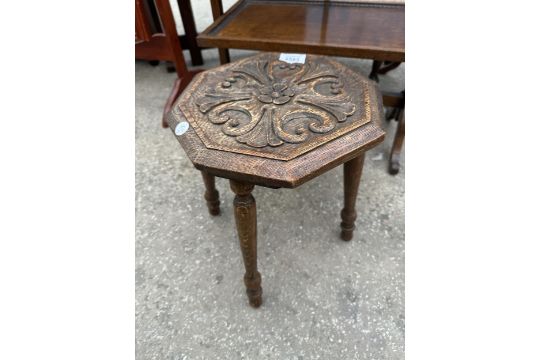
[136,49,404,360]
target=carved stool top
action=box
[167,53,385,188]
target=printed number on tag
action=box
[279,53,306,64]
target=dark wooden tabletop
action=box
[198,0,405,62]
[167,53,385,188]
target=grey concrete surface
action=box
[136,49,404,360]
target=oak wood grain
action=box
[167,53,386,307]
[201,171,221,215]
[230,180,262,308]
[167,53,385,188]
[340,153,366,241]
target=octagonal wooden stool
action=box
[166,53,385,307]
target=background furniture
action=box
[383,91,405,174]
[175,0,204,66]
[369,60,402,82]
[135,0,203,127]
[166,53,385,307]
[138,0,204,66]
[199,0,404,62]
[198,0,405,174]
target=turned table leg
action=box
[389,109,405,175]
[340,153,366,241]
[201,171,220,216]
[230,180,262,308]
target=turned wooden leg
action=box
[389,110,405,175]
[230,180,262,308]
[340,153,366,241]
[201,171,220,216]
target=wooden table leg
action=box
[369,60,382,82]
[382,91,405,174]
[370,61,402,82]
[386,107,401,122]
[210,0,231,64]
[201,171,220,216]
[230,180,262,308]
[378,61,402,75]
[340,153,366,241]
[389,110,405,175]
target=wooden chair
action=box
[198,0,405,173]
[139,0,204,66]
[135,0,203,127]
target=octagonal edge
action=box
[170,53,382,161]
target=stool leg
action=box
[230,180,262,308]
[201,171,220,216]
[389,110,405,175]
[340,153,366,241]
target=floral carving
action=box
[195,58,357,148]
[257,82,294,105]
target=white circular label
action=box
[174,121,189,136]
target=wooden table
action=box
[198,0,404,61]
[197,0,405,174]
[167,53,385,307]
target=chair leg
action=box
[340,153,366,241]
[230,180,262,308]
[162,77,183,128]
[389,110,405,175]
[201,171,220,216]
[162,70,204,128]
[176,0,204,66]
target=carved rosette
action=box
[175,53,373,161]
